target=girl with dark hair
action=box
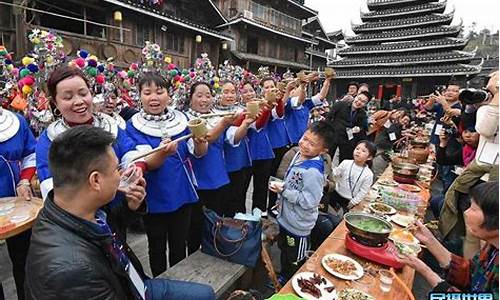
[185,81,242,254]
[0,105,37,300]
[330,140,376,212]
[239,81,274,213]
[213,80,258,216]
[97,88,127,130]
[126,72,208,276]
[36,65,148,241]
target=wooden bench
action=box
[130,233,248,300]
[158,250,248,298]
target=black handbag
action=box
[201,208,262,267]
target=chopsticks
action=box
[130,134,193,162]
[198,112,237,119]
[390,267,416,300]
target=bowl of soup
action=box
[344,212,393,246]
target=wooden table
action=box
[278,165,432,299]
[0,197,43,240]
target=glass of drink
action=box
[118,162,141,191]
[379,269,394,293]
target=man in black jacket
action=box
[326,91,372,162]
[25,126,215,300]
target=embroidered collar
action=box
[0,109,20,142]
[186,108,212,118]
[131,109,187,138]
[213,104,243,113]
[47,113,118,141]
[140,110,171,121]
[213,104,235,111]
[113,113,126,130]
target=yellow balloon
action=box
[22,57,35,66]
[46,56,54,64]
[32,37,41,44]
[213,83,220,89]
[164,56,172,64]
[89,55,98,61]
[22,85,33,94]
[214,77,220,82]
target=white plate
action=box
[321,254,364,280]
[337,288,374,300]
[389,229,420,245]
[292,272,337,300]
[368,202,397,215]
[390,214,415,228]
[377,180,398,187]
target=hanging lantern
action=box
[221,42,228,50]
[113,11,123,22]
[195,35,202,44]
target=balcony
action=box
[306,47,327,58]
[227,0,302,37]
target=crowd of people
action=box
[0,35,499,300]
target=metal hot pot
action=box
[344,212,393,247]
[392,162,420,184]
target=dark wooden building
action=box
[1,0,232,67]
[302,16,337,70]
[213,0,334,72]
[329,0,482,100]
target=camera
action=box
[434,85,446,93]
[458,88,490,105]
[443,125,457,137]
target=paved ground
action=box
[1,177,439,300]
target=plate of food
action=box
[368,202,397,215]
[378,179,398,187]
[394,241,422,257]
[321,254,364,280]
[337,288,374,300]
[390,214,415,228]
[389,228,419,245]
[291,272,336,300]
[398,184,421,193]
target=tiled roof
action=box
[367,0,434,10]
[231,51,310,69]
[332,63,482,78]
[330,50,475,68]
[105,0,232,40]
[338,38,466,55]
[345,25,460,44]
[361,1,447,21]
[353,13,453,33]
